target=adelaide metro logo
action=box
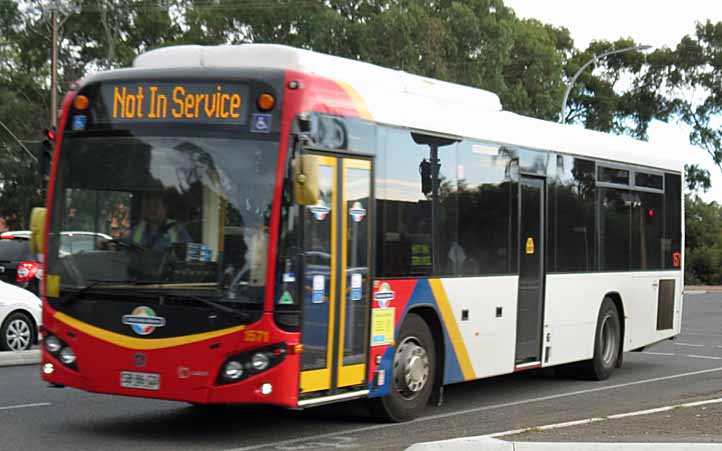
[122,306,166,336]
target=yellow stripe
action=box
[428,279,475,380]
[336,80,373,120]
[54,312,245,350]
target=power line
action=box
[0,119,38,162]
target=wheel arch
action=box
[405,305,445,403]
[602,291,625,367]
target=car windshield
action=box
[47,131,278,310]
[0,239,32,261]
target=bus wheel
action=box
[368,313,436,422]
[581,298,621,380]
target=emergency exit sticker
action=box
[525,237,535,255]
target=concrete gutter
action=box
[0,350,40,367]
[406,437,722,450]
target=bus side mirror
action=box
[293,155,319,206]
[29,207,47,254]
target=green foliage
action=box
[685,195,722,285]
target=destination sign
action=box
[99,82,249,124]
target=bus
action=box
[35,44,684,422]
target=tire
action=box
[1,312,35,352]
[368,313,436,422]
[579,298,621,380]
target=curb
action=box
[0,350,40,367]
[406,437,722,450]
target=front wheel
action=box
[580,298,621,380]
[368,313,436,422]
[1,312,35,352]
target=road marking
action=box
[220,366,722,451]
[640,351,675,356]
[0,402,51,412]
[488,396,722,438]
[686,354,722,360]
[674,342,704,347]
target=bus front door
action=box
[299,155,373,395]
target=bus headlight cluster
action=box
[217,343,286,385]
[44,334,78,370]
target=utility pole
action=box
[50,3,59,127]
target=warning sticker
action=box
[370,308,395,346]
[278,291,294,305]
[525,237,535,255]
[312,275,325,303]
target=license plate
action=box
[120,371,160,390]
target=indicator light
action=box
[257,93,275,111]
[73,95,90,110]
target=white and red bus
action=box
[36,44,683,421]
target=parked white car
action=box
[0,280,42,351]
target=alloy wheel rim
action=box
[6,319,31,351]
[600,314,617,366]
[393,336,430,399]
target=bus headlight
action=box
[59,347,76,365]
[251,353,270,371]
[216,343,287,386]
[45,335,62,353]
[222,361,244,381]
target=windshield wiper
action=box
[53,280,133,309]
[175,294,252,321]
[118,281,254,321]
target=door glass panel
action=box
[343,166,370,365]
[300,163,334,371]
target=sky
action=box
[504,0,722,202]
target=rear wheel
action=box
[1,312,35,352]
[368,313,436,422]
[580,298,621,380]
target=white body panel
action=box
[441,277,518,379]
[0,280,42,332]
[543,271,682,367]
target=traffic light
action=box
[38,127,55,181]
[419,158,432,195]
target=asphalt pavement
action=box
[1,292,722,451]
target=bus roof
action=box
[133,44,684,172]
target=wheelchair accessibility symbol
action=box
[251,113,272,133]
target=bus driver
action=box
[128,191,191,252]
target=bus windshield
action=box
[47,131,278,309]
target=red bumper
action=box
[41,313,301,407]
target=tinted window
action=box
[664,173,682,269]
[457,141,518,275]
[598,166,630,185]
[435,143,458,276]
[635,172,663,190]
[549,157,596,272]
[0,240,32,261]
[599,188,630,271]
[378,129,433,276]
[630,191,664,270]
